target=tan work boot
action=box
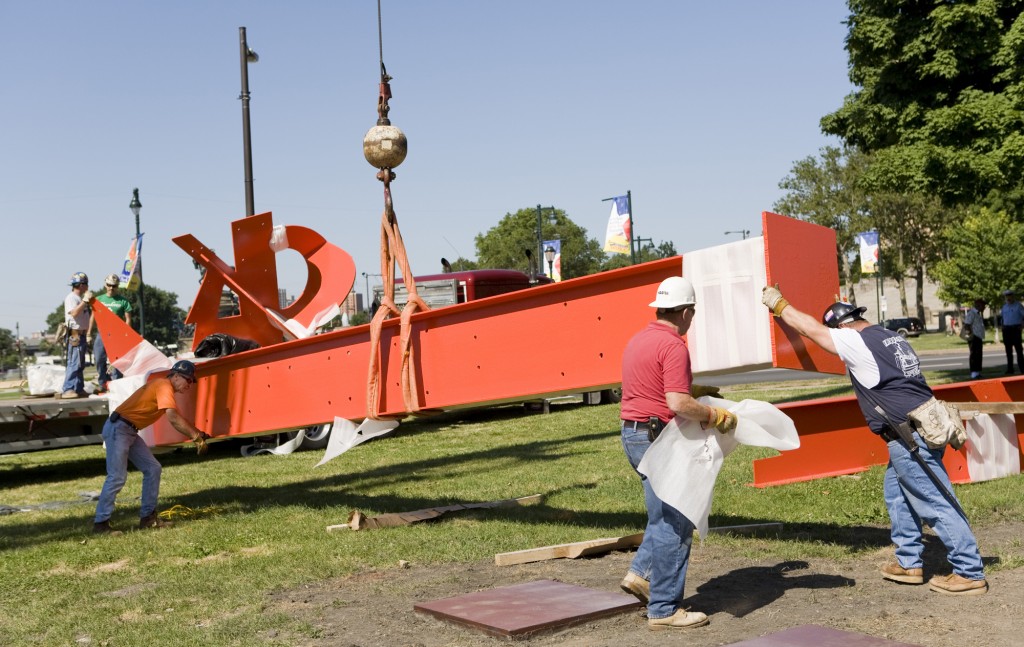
[620,571,650,604]
[61,390,82,399]
[881,562,924,584]
[92,520,123,536]
[648,608,709,630]
[139,513,173,530]
[929,573,988,595]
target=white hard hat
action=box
[649,276,696,309]
[104,273,120,287]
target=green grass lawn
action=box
[1,376,1022,645]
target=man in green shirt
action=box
[90,273,133,393]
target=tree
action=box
[774,146,871,304]
[44,283,187,348]
[474,207,605,279]
[932,208,1024,308]
[0,328,16,372]
[822,1,1024,208]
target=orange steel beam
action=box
[95,211,843,446]
[753,376,1024,487]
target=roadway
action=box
[698,348,1009,387]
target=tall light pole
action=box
[535,205,556,279]
[362,272,382,313]
[129,188,145,337]
[725,229,750,240]
[239,27,259,216]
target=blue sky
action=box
[0,1,852,334]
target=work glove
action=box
[761,284,789,317]
[690,384,721,399]
[708,406,737,434]
[82,291,95,305]
[193,432,210,456]
[86,333,94,345]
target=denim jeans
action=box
[61,335,85,394]
[94,418,162,522]
[621,424,695,619]
[93,335,122,387]
[884,433,985,580]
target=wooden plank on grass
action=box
[495,533,643,566]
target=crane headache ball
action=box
[363,124,408,169]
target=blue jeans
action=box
[93,334,122,387]
[61,335,86,394]
[94,418,162,522]
[622,424,695,619]
[884,433,985,580]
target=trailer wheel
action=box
[600,387,622,404]
[299,423,332,450]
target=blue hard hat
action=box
[168,360,196,382]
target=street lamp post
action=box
[724,229,750,240]
[239,27,259,217]
[129,188,145,337]
[544,245,556,279]
[362,272,382,313]
[534,205,557,279]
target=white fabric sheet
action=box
[315,417,400,467]
[682,238,772,374]
[964,413,1021,482]
[637,396,799,539]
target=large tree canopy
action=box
[931,208,1024,306]
[474,207,605,279]
[822,1,1024,206]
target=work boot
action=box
[61,390,81,399]
[648,608,709,630]
[880,562,924,584]
[620,571,650,604]
[928,573,988,596]
[139,513,173,530]
[92,520,122,536]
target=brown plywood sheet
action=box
[727,625,922,646]
[413,579,640,638]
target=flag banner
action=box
[543,239,562,282]
[603,196,631,254]
[856,231,878,274]
[120,234,144,291]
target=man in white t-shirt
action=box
[761,286,987,596]
[61,272,94,398]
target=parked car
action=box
[883,317,925,338]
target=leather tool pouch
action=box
[647,416,665,442]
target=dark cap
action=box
[168,360,196,382]
[821,302,868,329]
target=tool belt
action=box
[622,417,665,442]
[110,411,139,432]
[878,427,901,443]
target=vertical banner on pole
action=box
[120,234,144,291]
[855,231,878,274]
[543,239,562,282]
[603,196,631,254]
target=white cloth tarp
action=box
[26,364,66,395]
[964,413,1021,482]
[637,396,799,539]
[315,417,400,467]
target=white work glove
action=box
[761,285,789,317]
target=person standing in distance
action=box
[618,276,737,630]
[761,286,987,595]
[1000,290,1024,375]
[89,273,133,393]
[92,360,210,535]
[61,272,93,399]
[963,299,987,379]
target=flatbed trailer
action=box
[0,395,109,455]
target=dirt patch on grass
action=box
[267,521,1024,646]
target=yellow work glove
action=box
[761,284,789,317]
[82,291,95,304]
[708,406,737,434]
[193,432,210,456]
[690,384,721,399]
